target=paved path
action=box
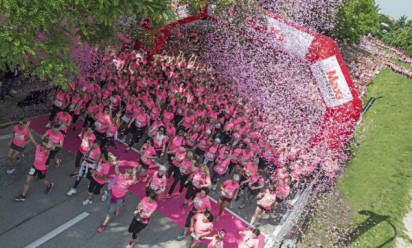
[396,191,412,248]
[0,123,285,248]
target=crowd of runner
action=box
[6,48,311,248]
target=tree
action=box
[330,0,379,44]
[0,0,232,87]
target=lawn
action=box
[338,69,412,247]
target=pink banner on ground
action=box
[30,116,265,248]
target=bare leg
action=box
[250,206,262,226]
[39,178,50,186]
[102,215,111,226]
[22,175,34,196]
[8,149,17,169]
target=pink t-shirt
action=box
[111,174,134,198]
[239,231,259,248]
[93,162,110,184]
[214,158,230,175]
[33,145,48,171]
[163,111,174,124]
[56,112,72,133]
[135,113,150,128]
[193,213,213,236]
[79,132,96,154]
[169,136,184,152]
[69,95,83,115]
[45,129,64,150]
[179,159,192,175]
[13,125,29,147]
[54,91,67,108]
[149,171,167,192]
[138,197,158,224]
[191,169,209,189]
[193,193,211,211]
[141,144,156,165]
[222,180,239,199]
[258,189,277,210]
[95,112,111,133]
[276,181,290,201]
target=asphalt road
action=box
[0,125,286,248]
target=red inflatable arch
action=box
[141,4,362,154]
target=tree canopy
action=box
[0,0,233,86]
[329,0,379,44]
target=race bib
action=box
[82,86,87,92]
[177,108,183,114]
[81,139,89,149]
[15,134,25,141]
[151,184,158,191]
[193,198,203,207]
[136,121,142,128]
[111,96,117,103]
[121,115,130,123]
[216,167,223,173]
[179,167,187,174]
[96,164,102,172]
[193,180,199,187]
[55,100,62,107]
[141,156,147,162]
[95,122,102,129]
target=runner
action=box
[45,87,68,128]
[145,165,168,196]
[216,174,240,221]
[66,141,101,197]
[183,164,211,206]
[177,187,211,241]
[15,137,54,201]
[82,151,112,205]
[238,229,260,248]
[126,193,158,248]
[41,124,64,168]
[238,170,264,209]
[71,127,96,177]
[97,164,137,232]
[204,229,226,248]
[250,185,277,226]
[7,119,35,174]
[189,211,214,248]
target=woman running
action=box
[183,164,211,206]
[204,229,226,248]
[177,187,211,240]
[126,192,158,248]
[189,211,214,248]
[71,127,96,177]
[238,229,260,248]
[216,174,240,221]
[66,141,101,197]
[82,152,112,205]
[97,164,137,232]
[7,119,35,174]
[41,124,64,168]
[250,185,277,226]
[15,137,54,201]
[145,165,168,196]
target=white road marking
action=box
[0,134,11,140]
[24,212,90,248]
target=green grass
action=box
[339,69,412,247]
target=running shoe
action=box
[141,176,147,183]
[66,188,77,196]
[97,224,106,233]
[239,203,246,209]
[82,199,92,206]
[126,241,136,248]
[45,183,55,194]
[176,233,186,241]
[45,123,51,128]
[6,168,16,174]
[53,159,61,168]
[15,194,26,202]
[212,184,217,191]
[101,190,108,202]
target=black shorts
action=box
[258,204,270,213]
[49,147,61,160]
[140,161,149,170]
[220,196,233,203]
[10,143,24,153]
[28,166,46,179]
[128,216,148,234]
[88,177,104,195]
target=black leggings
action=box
[49,105,62,122]
[75,150,84,169]
[167,162,179,178]
[168,171,189,195]
[128,125,145,148]
[211,171,223,185]
[185,182,200,200]
[70,112,80,125]
[82,115,95,128]
[46,147,60,165]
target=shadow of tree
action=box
[334,210,397,247]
